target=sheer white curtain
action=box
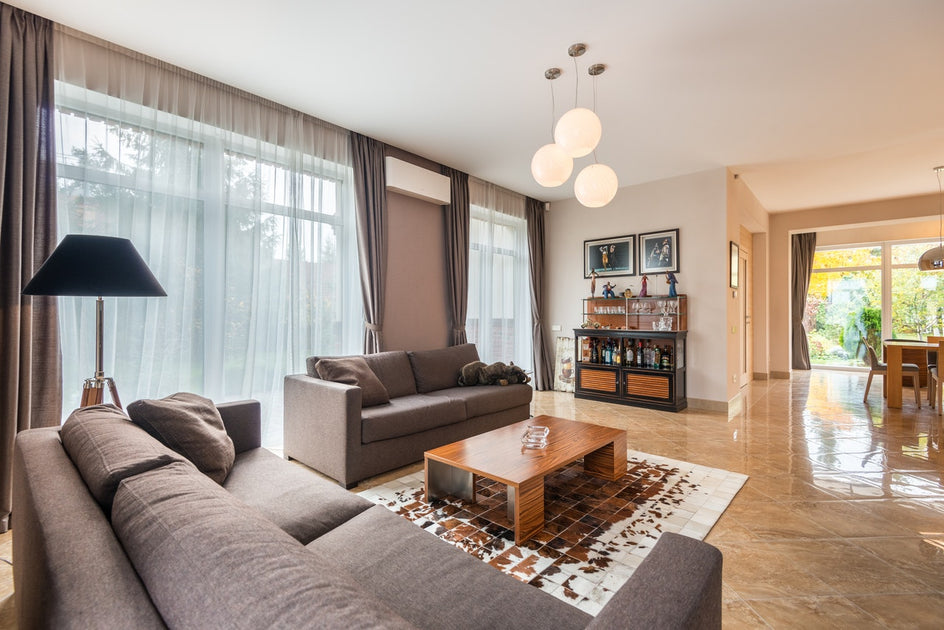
[468,178,532,373]
[53,28,362,446]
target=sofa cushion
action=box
[362,351,417,398]
[309,351,417,399]
[127,392,235,484]
[307,505,591,630]
[223,448,373,544]
[407,343,480,393]
[315,357,390,407]
[360,395,466,444]
[426,383,533,418]
[59,404,186,512]
[112,461,418,630]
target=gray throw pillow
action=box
[408,343,480,393]
[60,404,186,512]
[315,357,391,407]
[127,392,235,484]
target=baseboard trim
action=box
[752,372,769,381]
[687,398,729,413]
[770,370,791,379]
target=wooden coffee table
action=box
[424,415,626,544]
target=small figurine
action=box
[638,275,648,297]
[623,288,633,298]
[590,269,598,297]
[602,281,616,299]
[666,272,678,298]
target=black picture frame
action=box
[638,228,680,274]
[584,235,635,278]
[730,241,740,288]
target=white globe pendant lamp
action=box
[554,107,602,158]
[575,163,619,208]
[531,143,573,187]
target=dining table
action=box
[882,340,939,408]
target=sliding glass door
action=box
[806,240,944,367]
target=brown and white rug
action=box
[358,450,746,615]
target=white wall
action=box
[545,168,730,406]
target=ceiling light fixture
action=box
[917,166,944,271]
[530,44,618,207]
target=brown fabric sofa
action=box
[13,400,723,629]
[284,344,533,487]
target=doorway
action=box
[738,228,753,388]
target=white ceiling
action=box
[12,0,944,212]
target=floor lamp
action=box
[23,234,166,409]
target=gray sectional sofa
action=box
[284,343,533,487]
[13,398,724,629]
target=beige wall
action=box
[381,147,450,351]
[383,191,450,350]
[545,168,730,406]
[768,193,940,375]
[726,171,771,395]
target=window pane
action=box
[892,241,937,266]
[813,246,881,269]
[807,270,881,366]
[891,266,944,338]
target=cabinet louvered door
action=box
[577,366,619,397]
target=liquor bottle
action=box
[604,340,611,365]
[614,340,622,366]
[654,345,662,368]
[637,340,644,367]
[625,340,634,366]
[644,340,652,368]
[662,345,672,369]
[590,339,599,363]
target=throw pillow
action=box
[60,404,187,511]
[127,392,235,484]
[315,357,391,407]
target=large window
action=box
[806,240,944,367]
[467,180,532,373]
[53,39,361,447]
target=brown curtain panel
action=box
[0,4,61,533]
[526,197,553,390]
[442,166,469,346]
[351,133,386,353]
[791,232,817,370]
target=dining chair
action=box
[927,336,944,413]
[864,342,921,405]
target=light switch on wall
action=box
[551,324,562,331]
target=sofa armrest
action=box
[283,374,362,487]
[587,533,722,630]
[217,400,262,454]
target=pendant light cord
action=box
[549,79,556,140]
[573,55,580,109]
[937,167,943,248]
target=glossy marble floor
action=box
[532,370,944,628]
[1,369,943,628]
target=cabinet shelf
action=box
[582,295,687,332]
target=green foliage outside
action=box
[806,244,944,367]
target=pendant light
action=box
[917,166,944,271]
[530,67,573,187]
[530,43,619,207]
[554,44,602,158]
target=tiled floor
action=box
[1,369,943,628]
[530,371,944,628]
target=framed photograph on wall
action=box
[583,235,635,278]
[730,241,740,288]
[638,228,679,274]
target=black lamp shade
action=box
[22,234,166,297]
